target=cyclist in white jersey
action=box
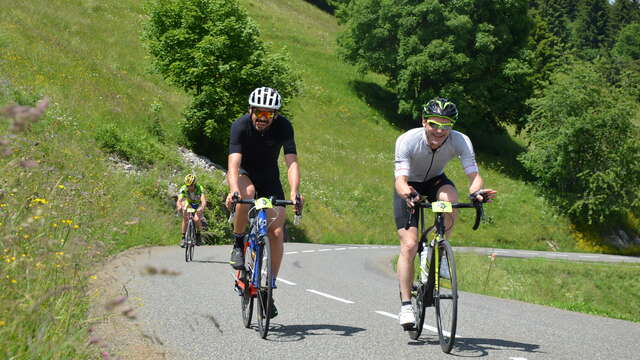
[394,97,497,328]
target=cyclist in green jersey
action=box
[177,174,207,248]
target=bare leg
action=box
[398,227,419,301]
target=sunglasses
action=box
[254,110,275,119]
[427,120,454,130]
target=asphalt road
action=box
[116,243,640,359]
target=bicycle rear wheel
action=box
[240,269,253,328]
[434,240,458,353]
[256,236,273,339]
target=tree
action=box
[572,0,611,53]
[143,0,300,162]
[337,0,532,131]
[519,61,640,224]
[612,22,640,60]
[609,0,640,39]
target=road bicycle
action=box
[404,194,487,353]
[229,193,301,339]
[184,206,197,262]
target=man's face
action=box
[187,183,196,192]
[250,107,276,131]
[423,116,453,148]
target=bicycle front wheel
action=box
[434,240,458,353]
[185,220,196,262]
[256,236,273,339]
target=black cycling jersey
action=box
[228,113,297,199]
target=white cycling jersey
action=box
[394,128,478,182]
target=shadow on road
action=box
[264,323,366,342]
[407,336,541,357]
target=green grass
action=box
[393,253,640,322]
[457,253,640,322]
[0,0,636,357]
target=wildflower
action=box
[90,275,97,280]
[55,251,64,256]
[73,224,80,230]
[35,263,44,269]
[0,203,7,207]
[57,184,65,189]
[61,219,73,225]
[23,234,29,239]
[32,216,41,220]
[11,279,16,284]
[31,198,49,205]
[0,320,5,326]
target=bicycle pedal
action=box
[233,284,243,296]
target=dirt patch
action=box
[88,247,175,360]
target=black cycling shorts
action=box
[240,168,285,201]
[393,173,456,230]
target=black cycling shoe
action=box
[260,291,278,319]
[229,246,245,270]
[179,237,186,248]
[195,233,202,246]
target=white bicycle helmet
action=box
[248,87,282,110]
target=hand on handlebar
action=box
[291,192,304,215]
[226,191,241,210]
[404,188,421,208]
[470,189,497,203]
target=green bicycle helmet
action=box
[184,174,196,186]
[422,97,458,122]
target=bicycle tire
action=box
[256,235,273,339]
[240,269,253,328]
[185,219,196,262]
[409,281,426,340]
[435,240,458,353]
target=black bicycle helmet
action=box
[422,97,458,122]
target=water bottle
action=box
[420,249,429,283]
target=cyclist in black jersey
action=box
[394,97,497,328]
[225,87,304,315]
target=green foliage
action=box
[534,0,578,43]
[527,13,567,93]
[337,0,533,131]
[572,0,611,55]
[612,23,640,60]
[95,123,164,167]
[143,0,301,162]
[609,0,640,38]
[519,61,640,224]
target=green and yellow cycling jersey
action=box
[178,184,205,206]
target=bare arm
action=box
[225,153,242,209]
[284,153,301,204]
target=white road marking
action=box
[578,255,599,258]
[318,249,332,252]
[335,247,346,251]
[306,289,354,304]
[375,310,457,337]
[509,357,528,360]
[302,250,316,253]
[276,277,296,286]
[284,251,299,255]
[548,254,568,257]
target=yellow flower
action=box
[31,198,48,205]
[0,320,5,326]
[32,216,41,220]
[11,279,16,284]
[61,219,73,225]
[55,251,64,256]
[57,184,65,189]
[23,234,30,239]
[51,223,58,228]
[90,275,97,280]
[0,203,7,207]
[73,224,80,230]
